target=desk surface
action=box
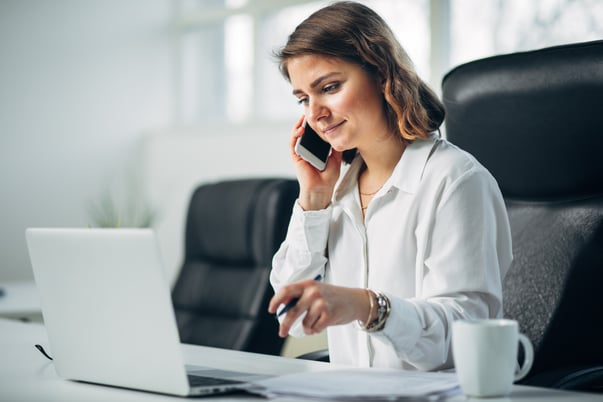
[1,318,601,402]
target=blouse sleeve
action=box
[372,168,513,370]
[269,202,332,336]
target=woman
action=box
[268,1,512,371]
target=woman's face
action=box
[287,55,391,153]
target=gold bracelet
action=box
[357,289,376,331]
[365,289,375,327]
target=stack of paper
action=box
[244,368,460,400]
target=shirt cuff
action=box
[369,294,422,353]
[289,201,332,254]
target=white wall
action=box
[142,124,295,285]
[0,0,175,281]
[0,1,296,284]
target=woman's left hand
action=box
[268,279,370,337]
[289,115,343,211]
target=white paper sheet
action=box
[244,368,460,400]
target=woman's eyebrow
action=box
[292,72,343,96]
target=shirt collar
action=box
[334,132,441,203]
[389,132,441,195]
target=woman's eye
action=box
[295,83,340,106]
[323,83,340,93]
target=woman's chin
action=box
[330,143,350,153]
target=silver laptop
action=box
[25,227,270,397]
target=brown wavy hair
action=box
[276,1,445,161]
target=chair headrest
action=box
[442,40,603,200]
[184,178,298,266]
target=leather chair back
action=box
[172,178,298,355]
[442,40,603,389]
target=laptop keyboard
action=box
[187,374,244,387]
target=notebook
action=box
[25,227,271,397]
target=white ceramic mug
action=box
[452,319,534,398]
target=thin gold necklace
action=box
[359,186,382,196]
[360,186,381,211]
[358,162,384,196]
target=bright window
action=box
[174,0,603,127]
[174,0,428,125]
[450,0,603,67]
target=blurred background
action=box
[1,0,602,287]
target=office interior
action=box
[1,0,602,359]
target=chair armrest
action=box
[522,365,603,393]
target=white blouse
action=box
[270,134,513,371]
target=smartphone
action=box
[294,121,332,171]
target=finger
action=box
[276,282,317,336]
[278,302,308,338]
[290,121,306,155]
[312,301,334,333]
[301,294,330,334]
[268,294,280,314]
[295,114,305,129]
[330,149,343,164]
[302,308,322,335]
[305,312,329,335]
[269,291,294,314]
[268,296,294,314]
[291,115,305,140]
[268,282,304,313]
[326,149,343,169]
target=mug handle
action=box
[514,333,534,381]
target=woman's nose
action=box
[307,99,329,123]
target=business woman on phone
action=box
[268,1,512,371]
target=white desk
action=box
[0,281,43,322]
[1,318,601,402]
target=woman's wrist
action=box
[358,289,391,332]
[363,289,377,323]
[298,191,332,211]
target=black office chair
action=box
[442,40,603,392]
[171,178,299,356]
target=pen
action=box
[276,274,323,318]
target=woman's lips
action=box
[323,121,345,137]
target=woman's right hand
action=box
[290,115,342,211]
[268,279,372,337]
